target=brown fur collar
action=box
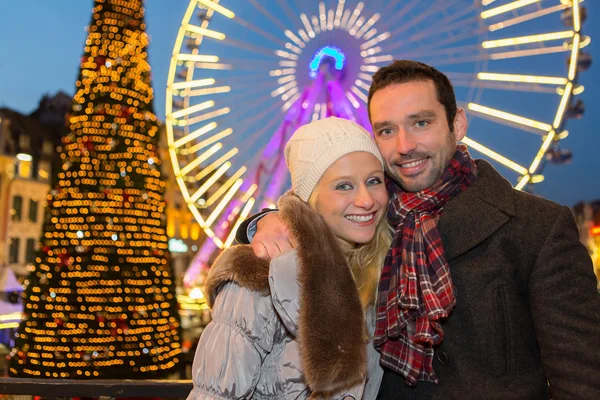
[279,193,367,393]
[204,245,270,308]
[204,192,367,393]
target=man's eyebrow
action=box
[372,111,437,131]
[373,121,394,131]
[407,110,436,119]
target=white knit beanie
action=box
[285,117,384,202]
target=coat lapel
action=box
[438,160,516,261]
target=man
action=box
[236,61,600,399]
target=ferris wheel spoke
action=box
[480,0,542,20]
[247,0,289,32]
[461,137,529,176]
[189,162,233,203]
[220,101,284,151]
[219,38,279,58]
[177,106,232,128]
[375,0,421,33]
[488,44,571,60]
[230,117,283,165]
[386,10,479,53]
[333,0,347,28]
[528,130,558,175]
[228,81,279,101]
[482,30,574,49]
[170,100,215,122]
[203,166,248,208]
[187,127,234,155]
[276,0,303,30]
[224,196,257,248]
[192,148,239,183]
[388,0,466,39]
[185,24,226,40]
[232,16,288,47]
[397,44,481,62]
[397,24,489,57]
[194,0,234,18]
[172,121,218,149]
[351,86,368,103]
[343,2,364,31]
[396,54,484,68]
[178,143,222,177]
[224,86,279,112]
[222,58,282,70]
[190,62,234,70]
[453,79,559,94]
[477,72,568,86]
[204,177,245,225]
[487,2,571,32]
[218,72,277,86]
[465,102,552,135]
[176,84,225,100]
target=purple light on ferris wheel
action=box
[309,46,346,78]
[185,43,372,285]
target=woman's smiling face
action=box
[312,151,388,248]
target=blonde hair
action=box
[309,191,392,310]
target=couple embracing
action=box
[187,61,600,399]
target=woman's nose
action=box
[354,185,374,209]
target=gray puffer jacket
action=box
[187,193,383,399]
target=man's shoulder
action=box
[510,187,564,218]
[473,159,565,220]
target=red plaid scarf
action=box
[373,145,478,386]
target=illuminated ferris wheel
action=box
[165,0,590,284]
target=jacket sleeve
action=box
[529,206,600,399]
[187,282,279,400]
[269,251,300,336]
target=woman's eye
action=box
[366,177,382,186]
[336,183,353,191]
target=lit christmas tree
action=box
[10,0,182,379]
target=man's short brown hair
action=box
[368,60,457,130]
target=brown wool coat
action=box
[375,160,600,400]
[189,193,383,399]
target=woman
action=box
[188,117,391,399]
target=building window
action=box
[19,134,31,149]
[17,160,32,178]
[11,195,23,221]
[25,238,37,264]
[29,199,39,222]
[9,238,20,264]
[42,140,54,156]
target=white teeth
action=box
[345,214,374,223]
[401,159,426,168]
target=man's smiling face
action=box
[369,80,467,192]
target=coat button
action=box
[437,351,449,365]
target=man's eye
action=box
[415,121,429,128]
[378,128,393,136]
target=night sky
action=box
[1,1,598,207]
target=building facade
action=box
[0,93,69,279]
[0,111,52,278]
